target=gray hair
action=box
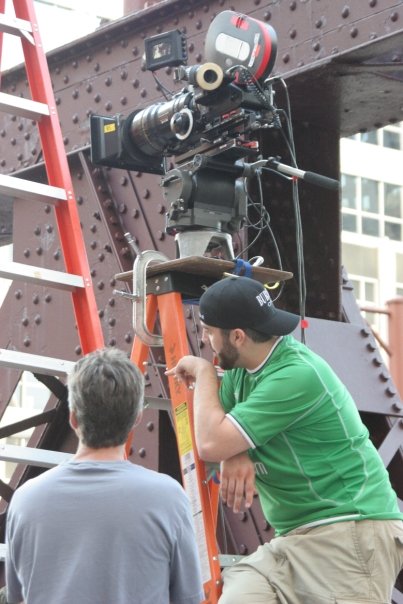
[67,348,144,448]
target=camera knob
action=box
[170,108,193,140]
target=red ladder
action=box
[0,0,104,354]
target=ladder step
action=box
[0,443,73,468]
[0,12,32,37]
[0,174,67,204]
[0,349,75,376]
[0,92,49,120]
[0,261,84,290]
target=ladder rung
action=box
[144,396,171,411]
[0,349,75,376]
[0,444,73,468]
[0,92,49,120]
[0,261,84,290]
[0,544,6,561]
[0,13,32,37]
[0,174,67,204]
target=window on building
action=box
[360,130,378,145]
[341,175,403,242]
[382,128,401,151]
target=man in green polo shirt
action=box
[167,275,403,604]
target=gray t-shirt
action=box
[6,460,204,604]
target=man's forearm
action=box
[193,363,225,460]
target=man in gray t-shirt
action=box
[6,348,204,604]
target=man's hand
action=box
[165,355,215,388]
[220,452,256,513]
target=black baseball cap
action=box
[199,276,299,336]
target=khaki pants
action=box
[219,520,403,604]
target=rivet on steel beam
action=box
[289,1,297,10]
[369,0,377,7]
[75,346,82,355]
[72,89,79,99]
[55,97,61,105]
[120,39,128,48]
[17,123,23,131]
[132,209,140,218]
[105,76,112,87]
[108,318,116,327]
[15,289,22,300]
[105,46,111,55]
[140,89,147,98]
[254,0,261,5]
[157,231,165,241]
[90,224,97,233]
[86,84,93,93]
[120,69,128,80]
[98,309,104,318]
[63,137,69,145]
[108,338,116,346]
[34,314,41,325]
[360,327,371,337]
[90,241,97,250]
[124,333,132,343]
[366,341,376,352]
[239,544,248,555]
[10,138,16,145]
[23,337,31,347]
[312,41,320,51]
[108,298,115,307]
[138,448,146,458]
[196,19,202,30]
[86,55,92,62]
[0,130,5,137]
[372,355,382,367]
[72,114,79,124]
[45,294,52,303]
[282,54,290,64]
[53,250,61,260]
[380,371,390,382]
[36,246,43,256]
[32,294,40,305]
[341,6,350,18]
[392,402,402,412]
[110,278,116,287]
[132,79,139,89]
[63,75,69,84]
[390,12,399,22]
[0,159,5,166]
[21,317,29,326]
[289,28,297,39]
[94,63,100,72]
[97,281,105,290]
[105,102,112,111]
[98,252,105,261]
[132,46,139,56]
[350,27,358,38]
[77,195,84,205]
[91,269,96,277]
[23,249,30,257]
[147,421,154,432]
[386,386,397,397]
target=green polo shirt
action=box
[220,335,403,535]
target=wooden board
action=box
[115,256,293,285]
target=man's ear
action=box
[231,328,247,347]
[69,410,78,431]
[134,409,143,427]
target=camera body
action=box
[90,11,278,241]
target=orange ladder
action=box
[129,251,222,604]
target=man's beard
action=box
[217,336,239,370]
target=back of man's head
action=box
[67,348,144,449]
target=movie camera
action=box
[90,10,337,258]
